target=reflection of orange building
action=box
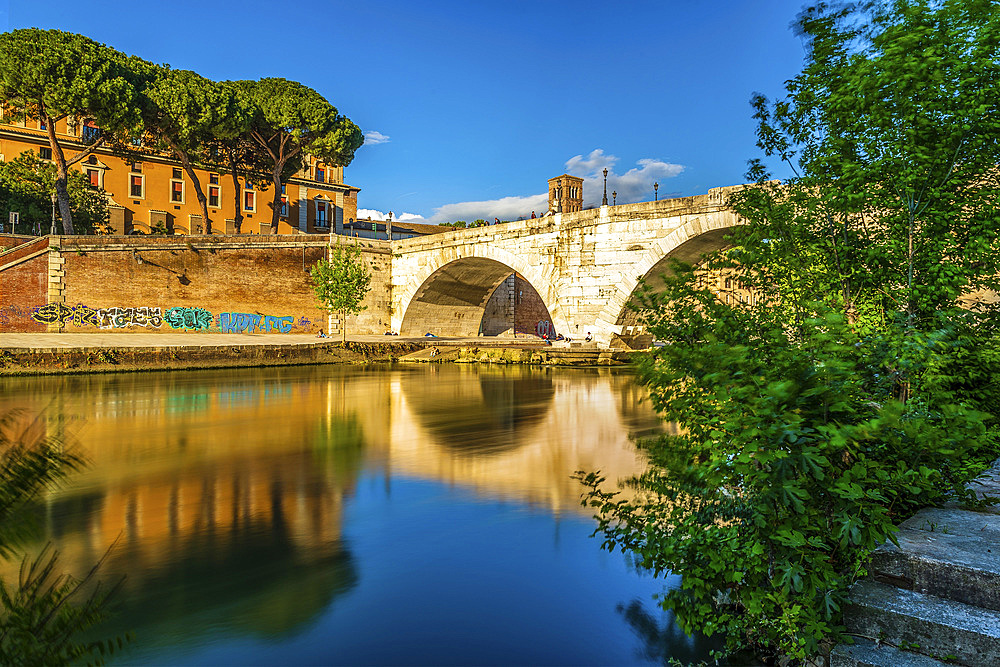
[0,113,359,235]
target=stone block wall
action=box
[481,274,555,337]
[391,186,746,343]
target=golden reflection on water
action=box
[0,364,663,633]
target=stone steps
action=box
[830,637,948,667]
[832,463,1000,666]
[840,579,1000,665]
[870,508,1000,611]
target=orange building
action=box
[0,112,360,235]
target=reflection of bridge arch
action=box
[397,245,566,337]
[595,214,740,346]
[397,365,555,456]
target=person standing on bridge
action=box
[531,211,536,219]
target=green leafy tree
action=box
[203,81,270,234]
[240,78,364,233]
[310,243,372,342]
[133,64,249,235]
[470,219,487,228]
[0,29,136,234]
[734,0,1000,326]
[580,1,1000,661]
[0,151,110,234]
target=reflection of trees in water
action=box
[91,524,357,648]
[32,410,371,654]
[617,598,721,666]
[611,370,668,441]
[401,366,555,456]
[311,412,367,483]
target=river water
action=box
[0,364,713,665]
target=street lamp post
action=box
[654,182,659,201]
[612,191,617,206]
[387,210,393,241]
[602,168,608,206]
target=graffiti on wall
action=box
[218,312,294,334]
[98,307,163,329]
[30,303,101,327]
[535,320,554,338]
[164,306,213,331]
[30,304,165,328]
[25,303,305,334]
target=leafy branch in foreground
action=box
[579,1,1000,661]
[0,410,129,665]
[580,270,999,660]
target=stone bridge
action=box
[390,185,745,346]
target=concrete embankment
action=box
[0,333,635,375]
[0,340,422,375]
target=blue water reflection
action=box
[0,365,715,665]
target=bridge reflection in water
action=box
[0,365,713,665]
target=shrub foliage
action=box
[579,0,1000,660]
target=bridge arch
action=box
[395,245,567,337]
[593,211,742,346]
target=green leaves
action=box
[239,78,364,230]
[585,203,1000,660]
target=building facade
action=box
[0,113,360,235]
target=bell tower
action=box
[547,174,584,214]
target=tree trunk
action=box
[44,114,74,235]
[170,141,212,235]
[270,164,284,234]
[228,163,243,234]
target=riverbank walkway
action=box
[0,333,522,349]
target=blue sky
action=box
[5,0,809,224]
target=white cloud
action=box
[363,130,390,145]
[565,148,618,175]
[357,208,426,222]
[357,149,684,226]
[564,149,684,207]
[426,193,550,225]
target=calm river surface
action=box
[0,364,713,665]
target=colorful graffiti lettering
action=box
[164,306,213,331]
[29,303,301,333]
[30,303,101,327]
[97,307,163,329]
[536,320,554,338]
[219,312,294,334]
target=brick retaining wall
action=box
[0,235,393,335]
